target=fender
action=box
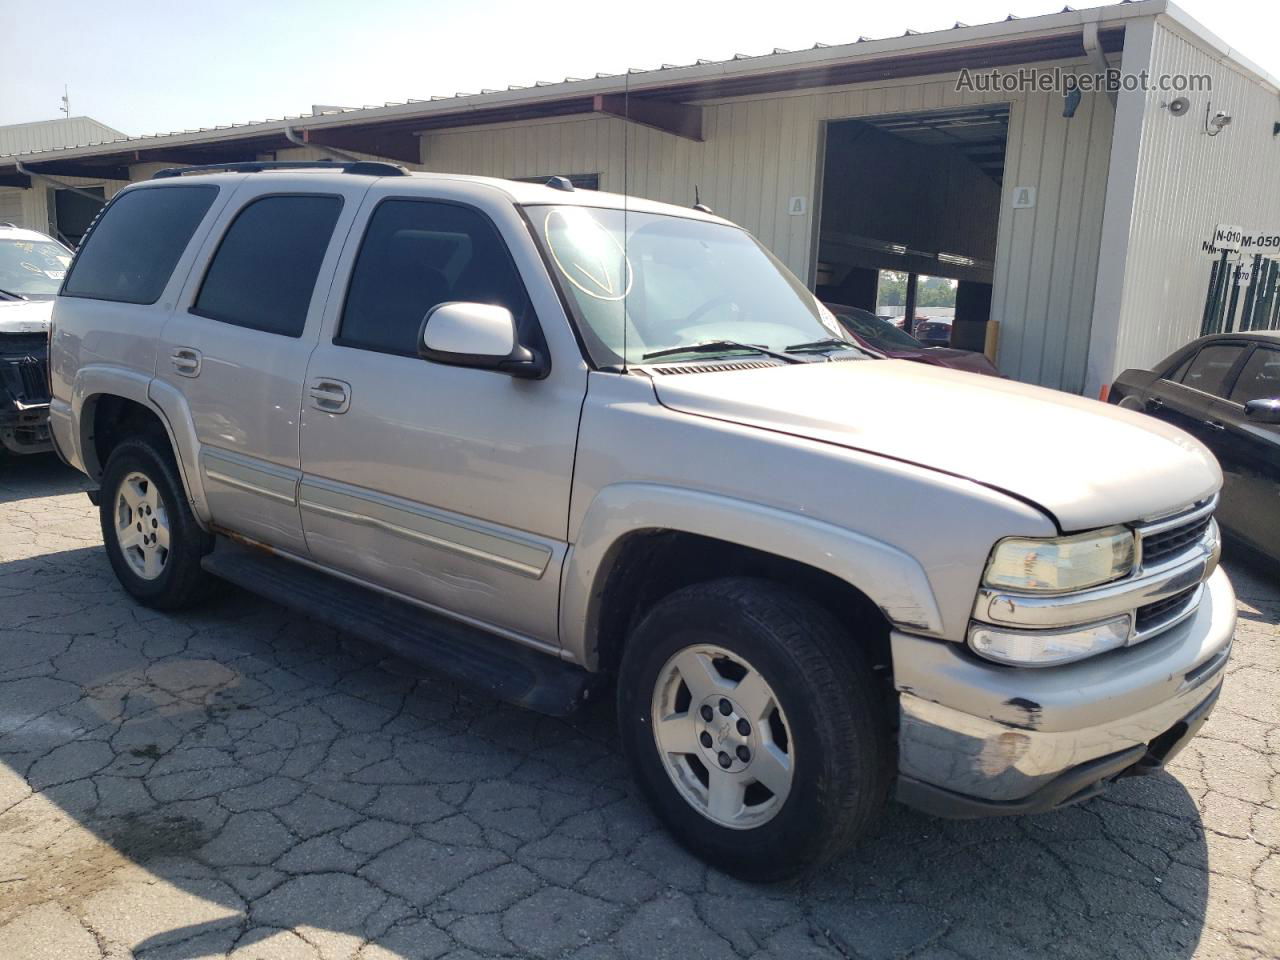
[559,482,944,669]
[70,365,211,526]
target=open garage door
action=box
[814,105,1007,363]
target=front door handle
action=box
[1146,397,1164,411]
[1205,419,1226,432]
[308,378,351,415]
[171,347,202,377]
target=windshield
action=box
[828,305,923,351]
[0,238,72,300]
[528,205,856,366]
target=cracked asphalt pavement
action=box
[1,454,1277,960]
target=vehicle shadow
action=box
[0,451,89,504]
[0,544,1211,959]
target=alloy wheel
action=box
[650,643,795,829]
[114,470,170,581]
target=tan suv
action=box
[48,162,1235,879]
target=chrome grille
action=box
[1142,516,1212,569]
[17,358,49,403]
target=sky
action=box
[1,0,1277,135]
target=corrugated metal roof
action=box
[0,0,1270,173]
[0,117,128,158]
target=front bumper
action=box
[893,565,1235,817]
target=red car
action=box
[824,303,1000,376]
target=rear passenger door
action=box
[1141,341,1248,450]
[1216,344,1280,553]
[156,179,368,554]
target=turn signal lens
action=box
[969,616,1131,667]
[984,527,1136,594]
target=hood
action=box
[650,360,1221,531]
[885,346,1000,376]
[0,299,53,335]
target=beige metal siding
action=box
[421,65,1113,389]
[0,189,23,226]
[1105,21,1280,380]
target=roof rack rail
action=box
[151,160,409,180]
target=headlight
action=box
[969,616,1131,667]
[983,526,1136,594]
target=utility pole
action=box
[60,85,70,117]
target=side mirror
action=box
[419,302,547,379]
[1244,398,1280,424]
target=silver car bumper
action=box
[893,565,1235,816]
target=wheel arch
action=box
[560,483,944,671]
[73,366,209,525]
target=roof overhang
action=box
[0,2,1162,183]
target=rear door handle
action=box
[308,378,351,414]
[171,347,202,377]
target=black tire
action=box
[99,434,214,610]
[617,577,891,881]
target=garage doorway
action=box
[814,105,1007,357]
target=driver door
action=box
[298,186,588,647]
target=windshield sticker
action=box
[815,300,843,337]
[544,208,633,301]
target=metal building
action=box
[0,0,1275,396]
[0,117,128,244]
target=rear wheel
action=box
[617,578,890,881]
[100,435,213,609]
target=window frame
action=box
[188,191,345,339]
[334,195,542,359]
[59,184,220,306]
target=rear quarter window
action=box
[1177,343,1245,398]
[62,185,218,305]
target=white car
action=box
[0,223,71,454]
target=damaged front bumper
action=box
[893,565,1235,817]
[0,333,52,454]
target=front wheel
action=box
[617,578,890,881]
[99,435,213,610]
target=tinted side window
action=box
[63,186,218,304]
[193,195,343,337]
[339,200,534,356]
[1178,344,1245,398]
[1228,347,1280,404]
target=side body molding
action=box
[559,482,944,669]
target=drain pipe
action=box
[283,126,362,162]
[14,160,109,202]
[1082,22,1119,110]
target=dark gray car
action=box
[1111,331,1280,565]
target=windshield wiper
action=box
[641,339,803,364]
[0,287,25,301]
[784,337,870,357]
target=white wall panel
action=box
[1100,21,1280,385]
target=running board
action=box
[201,539,599,717]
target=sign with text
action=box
[1202,224,1280,255]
